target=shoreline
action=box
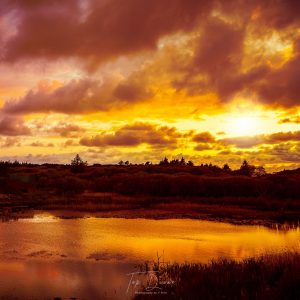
[2,202,299,228]
[1,191,299,227]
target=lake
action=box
[0,213,299,299]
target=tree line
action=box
[70,154,266,177]
[0,154,268,177]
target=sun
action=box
[228,115,261,136]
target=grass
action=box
[0,165,300,224]
[135,252,300,300]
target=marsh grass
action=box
[1,165,300,223]
[135,252,300,300]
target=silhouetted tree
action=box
[254,166,267,177]
[12,160,20,166]
[239,160,255,177]
[71,154,87,173]
[223,164,231,172]
[159,157,169,166]
[180,157,186,165]
[170,158,180,165]
[118,160,124,165]
[187,160,194,167]
[0,161,10,173]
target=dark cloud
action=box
[172,18,244,97]
[51,122,84,137]
[217,0,300,29]
[257,0,300,29]
[253,43,300,107]
[192,132,215,143]
[113,81,153,101]
[3,79,98,114]
[257,142,300,163]
[2,0,299,67]
[172,17,270,101]
[80,122,182,148]
[194,143,213,151]
[279,116,300,124]
[1,0,299,111]
[2,0,213,67]
[170,3,300,108]
[2,77,153,114]
[267,131,300,143]
[0,116,31,136]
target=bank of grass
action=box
[135,252,300,300]
[0,164,300,224]
[1,191,299,225]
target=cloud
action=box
[278,116,300,124]
[51,122,84,137]
[172,18,244,97]
[256,0,300,29]
[1,0,299,115]
[80,122,183,148]
[113,81,153,101]
[0,137,20,147]
[194,143,213,151]
[2,79,109,114]
[2,77,153,114]
[30,141,54,147]
[2,0,299,67]
[267,131,300,143]
[219,136,265,148]
[1,0,300,172]
[2,0,213,68]
[64,139,78,147]
[217,0,300,29]
[0,116,31,135]
[172,17,272,102]
[168,6,300,108]
[279,116,300,124]
[219,131,300,148]
[252,42,300,107]
[193,132,215,143]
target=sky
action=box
[0,0,299,171]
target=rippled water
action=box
[0,214,299,299]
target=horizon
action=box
[1,155,298,175]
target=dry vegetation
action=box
[135,252,300,300]
[0,159,300,223]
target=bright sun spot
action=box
[229,116,261,136]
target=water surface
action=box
[0,214,299,299]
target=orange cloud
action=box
[219,131,300,148]
[279,116,300,124]
[80,122,184,148]
[51,122,85,137]
[0,116,31,136]
[2,77,153,114]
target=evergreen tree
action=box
[71,154,87,173]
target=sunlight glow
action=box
[229,116,261,136]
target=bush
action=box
[53,176,86,195]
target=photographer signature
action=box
[126,270,174,295]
